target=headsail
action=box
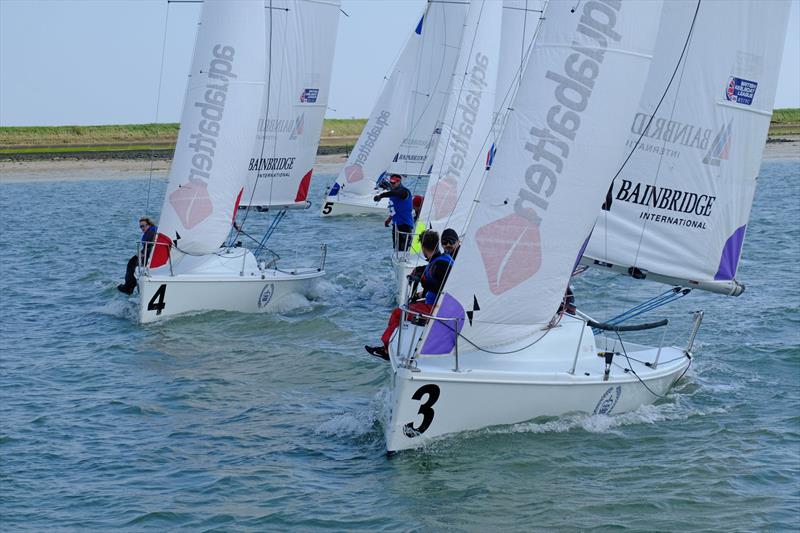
[419,0,544,237]
[326,2,468,199]
[421,0,664,352]
[152,0,266,268]
[582,0,791,296]
[417,0,503,236]
[387,0,469,179]
[241,0,341,209]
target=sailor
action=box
[441,228,461,259]
[374,174,414,252]
[117,217,158,295]
[558,285,576,315]
[365,230,454,360]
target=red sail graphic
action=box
[169,181,213,229]
[149,233,173,268]
[295,169,313,202]
[344,164,364,183]
[475,213,541,295]
[432,175,458,220]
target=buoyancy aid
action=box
[409,220,426,254]
[389,185,414,227]
[422,253,454,305]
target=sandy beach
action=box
[1,139,797,182]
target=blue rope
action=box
[593,287,691,334]
[254,209,286,258]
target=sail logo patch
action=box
[593,386,622,415]
[431,175,458,220]
[170,181,213,229]
[476,213,542,295]
[300,88,319,103]
[258,283,275,309]
[725,77,757,105]
[703,122,732,166]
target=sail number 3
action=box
[403,384,440,437]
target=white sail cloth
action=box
[420,0,545,237]
[327,2,468,200]
[421,0,664,353]
[387,1,469,178]
[418,0,503,236]
[152,0,266,268]
[241,0,341,208]
[583,0,791,294]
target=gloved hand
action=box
[384,217,391,228]
[373,195,381,202]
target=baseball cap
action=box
[388,174,403,184]
[441,228,459,245]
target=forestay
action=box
[583,0,791,295]
[327,1,468,199]
[387,0,469,178]
[152,0,266,268]
[241,0,341,208]
[420,0,664,353]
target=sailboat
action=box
[319,0,468,218]
[392,0,542,305]
[382,0,790,453]
[136,0,341,324]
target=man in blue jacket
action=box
[374,174,414,252]
[117,217,158,295]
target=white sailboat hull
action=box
[319,193,388,217]
[385,317,690,452]
[137,250,323,323]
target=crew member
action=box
[365,230,454,360]
[374,174,414,252]
[409,195,426,254]
[117,217,158,295]
[441,228,461,259]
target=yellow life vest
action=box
[409,220,426,254]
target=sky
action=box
[0,0,798,127]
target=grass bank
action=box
[0,110,796,155]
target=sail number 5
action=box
[322,202,333,215]
[403,384,440,437]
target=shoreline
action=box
[1,139,797,183]
[0,153,350,182]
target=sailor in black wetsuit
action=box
[374,174,414,252]
[117,217,158,295]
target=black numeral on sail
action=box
[322,202,333,215]
[147,284,167,315]
[403,384,441,437]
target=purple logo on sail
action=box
[421,293,465,355]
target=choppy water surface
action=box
[1,160,798,531]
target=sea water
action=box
[0,160,797,531]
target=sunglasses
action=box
[139,224,148,229]
[442,240,457,246]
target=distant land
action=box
[0,110,797,161]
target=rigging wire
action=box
[145,2,174,217]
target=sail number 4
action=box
[403,384,440,437]
[147,284,167,315]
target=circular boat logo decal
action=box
[593,385,622,415]
[258,283,275,309]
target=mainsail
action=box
[152,0,266,268]
[326,1,468,200]
[582,0,791,296]
[421,0,665,352]
[241,0,341,208]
